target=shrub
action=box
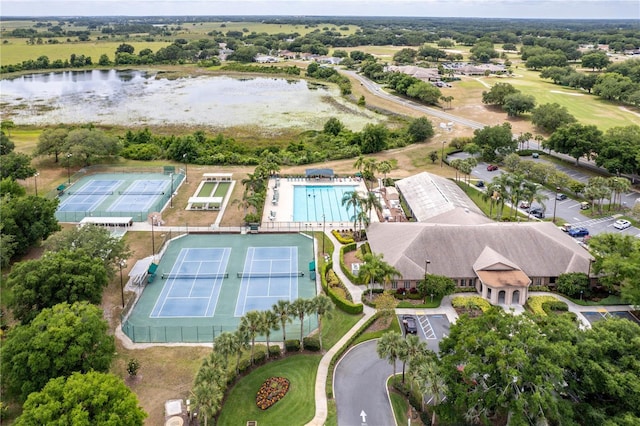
[126,358,140,377]
[526,295,559,316]
[322,261,363,314]
[238,358,252,374]
[451,296,492,312]
[268,345,281,358]
[284,339,300,352]
[542,300,568,315]
[303,336,321,351]
[254,350,267,365]
[332,229,354,244]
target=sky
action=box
[2,0,638,20]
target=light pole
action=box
[322,214,326,255]
[440,141,445,167]
[552,186,560,223]
[66,153,72,185]
[118,259,126,308]
[34,172,39,196]
[424,259,430,280]
[169,172,173,208]
[183,153,188,183]
[151,215,156,256]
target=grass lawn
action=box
[217,354,321,426]
[321,308,363,349]
[390,386,411,426]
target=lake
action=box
[0,69,383,131]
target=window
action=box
[404,281,411,289]
[391,281,398,289]
[533,277,542,286]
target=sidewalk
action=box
[305,231,375,426]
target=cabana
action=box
[203,173,232,182]
[305,168,334,179]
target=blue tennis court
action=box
[58,179,123,212]
[109,179,170,212]
[234,246,300,316]
[151,248,231,318]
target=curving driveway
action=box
[334,339,396,426]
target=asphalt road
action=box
[449,151,640,238]
[334,340,395,426]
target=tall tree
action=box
[239,310,262,364]
[341,190,363,235]
[502,93,536,117]
[473,123,515,162]
[411,352,447,424]
[213,331,241,369]
[34,127,69,163]
[1,194,59,261]
[16,372,146,426]
[44,223,130,278]
[65,128,120,166]
[311,294,334,352]
[407,117,435,142]
[259,310,280,358]
[531,103,577,133]
[1,302,115,401]
[291,298,313,348]
[376,331,404,378]
[546,123,603,166]
[588,233,640,303]
[272,300,293,346]
[481,82,519,106]
[0,152,37,180]
[193,352,227,426]
[7,249,109,323]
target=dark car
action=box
[568,227,589,238]
[487,164,498,171]
[475,180,485,188]
[530,207,545,219]
[402,315,417,334]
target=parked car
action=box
[556,193,567,201]
[560,223,572,232]
[568,227,589,237]
[532,152,539,159]
[402,315,417,334]
[519,201,530,210]
[580,202,590,210]
[487,164,498,171]
[613,219,631,230]
[530,207,545,219]
[475,180,485,188]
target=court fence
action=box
[121,322,238,343]
[51,165,185,222]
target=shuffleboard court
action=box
[150,247,231,318]
[234,246,299,316]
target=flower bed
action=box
[256,376,290,410]
[451,296,492,316]
[526,295,560,316]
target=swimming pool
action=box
[293,185,358,222]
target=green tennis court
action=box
[56,172,184,222]
[122,233,318,343]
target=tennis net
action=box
[161,272,228,279]
[68,190,113,195]
[119,191,165,196]
[237,271,304,278]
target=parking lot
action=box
[398,313,451,352]
[581,310,640,326]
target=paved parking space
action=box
[398,313,451,353]
[582,310,640,326]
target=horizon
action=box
[2,0,638,20]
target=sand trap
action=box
[550,90,584,96]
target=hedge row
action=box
[525,295,559,316]
[326,311,381,398]
[339,242,358,283]
[331,229,354,244]
[321,260,363,315]
[451,296,492,312]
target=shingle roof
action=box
[367,221,594,280]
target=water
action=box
[293,185,358,222]
[0,69,383,130]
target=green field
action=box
[217,354,321,426]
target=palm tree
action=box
[213,331,240,369]
[399,334,427,384]
[607,176,630,210]
[353,155,365,176]
[376,331,404,378]
[363,157,378,190]
[233,328,250,375]
[272,300,293,346]
[521,181,547,221]
[291,298,313,348]
[359,252,400,297]
[362,190,382,225]
[311,294,334,352]
[377,160,392,185]
[341,190,363,235]
[259,310,280,359]
[193,352,227,426]
[410,353,448,425]
[239,310,262,364]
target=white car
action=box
[613,219,631,230]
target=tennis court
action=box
[122,233,317,343]
[56,172,182,222]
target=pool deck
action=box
[262,176,377,230]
